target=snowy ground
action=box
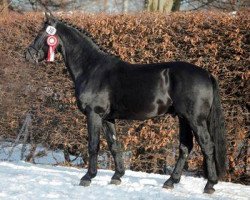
[0,161,249,200]
[0,142,84,165]
[0,142,249,200]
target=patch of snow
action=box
[0,142,84,165]
[0,142,132,168]
[0,142,249,199]
[0,161,249,200]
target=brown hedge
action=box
[0,10,249,184]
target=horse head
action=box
[25,12,59,63]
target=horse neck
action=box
[56,22,107,82]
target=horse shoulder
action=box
[76,70,111,116]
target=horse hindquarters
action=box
[169,68,222,193]
[182,105,218,193]
[193,76,226,193]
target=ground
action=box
[0,161,249,200]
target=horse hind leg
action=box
[190,118,218,194]
[163,117,193,189]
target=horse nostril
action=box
[25,47,36,62]
[25,49,32,61]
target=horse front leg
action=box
[80,111,102,186]
[103,119,125,185]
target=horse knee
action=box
[88,145,100,155]
[110,142,122,154]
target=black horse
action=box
[25,13,226,194]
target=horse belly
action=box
[111,95,172,120]
[110,67,172,120]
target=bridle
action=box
[27,31,48,63]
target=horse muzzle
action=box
[25,47,45,63]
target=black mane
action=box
[58,18,120,58]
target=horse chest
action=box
[78,89,110,116]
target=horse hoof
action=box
[163,184,174,189]
[203,187,215,194]
[79,180,91,187]
[110,179,121,185]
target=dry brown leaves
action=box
[0,10,249,183]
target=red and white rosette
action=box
[47,35,58,62]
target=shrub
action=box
[0,10,249,183]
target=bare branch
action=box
[0,0,12,13]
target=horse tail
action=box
[208,76,227,179]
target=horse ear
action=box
[44,11,50,21]
[44,11,57,25]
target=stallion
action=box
[25,12,226,194]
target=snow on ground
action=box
[0,142,84,165]
[0,161,249,200]
[0,142,249,200]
